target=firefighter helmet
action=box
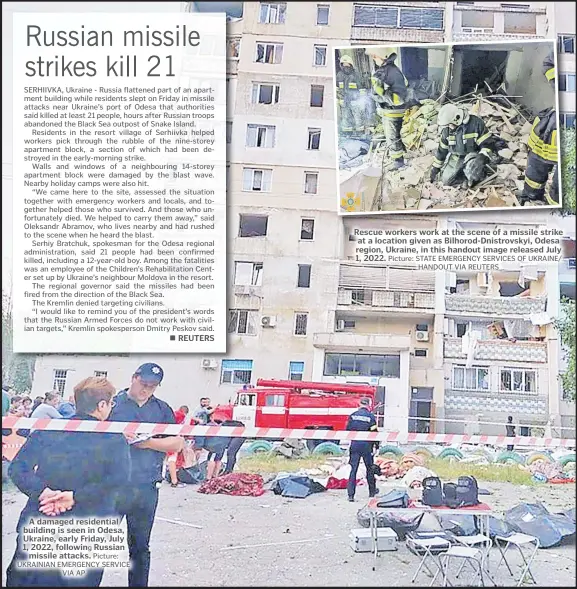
[340,54,354,67]
[542,51,555,83]
[365,46,396,61]
[438,104,469,128]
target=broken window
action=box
[252,83,280,104]
[255,42,283,64]
[310,85,324,107]
[461,10,494,29]
[453,366,489,391]
[259,3,287,24]
[234,262,263,286]
[456,323,468,338]
[242,168,272,192]
[300,219,315,240]
[227,37,240,59]
[353,5,398,27]
[246,124,276,148]
[313,45,327,66]
[500,368,536,393]
[307,128,321,150]
[228,310,258,335]
[559,35,576,55]
[399,8,443,30]
[503,11,536,34]
[239,215,268,237]
[294,313,309,336]
[304,171,319,194]
[499,281,528,297]
[353,4,443,30]
[316,4,330,25]
[297,265,311,288]
[324,353,400,378]
[559,73,576,93]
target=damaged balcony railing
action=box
[445,294,547,316]
[444,337,548,363]
[445,389,548,417]
[338,288,435,309]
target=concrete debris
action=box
[507,141,520,152]
[498,148,514,160]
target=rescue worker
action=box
[430,103,496,188]
[518,52,559,206]
[336,54,367,136]
[365,47,410,169]
[346,397,379,502]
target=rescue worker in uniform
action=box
[336,54,367,136]
[430,103,497,188]
[346,397,379,502]
[518,52,559,206]
[366,47,410,169]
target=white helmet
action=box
[365,46,396,61]
[438,104,470,128]
[340,54,354,66]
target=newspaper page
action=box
[2,1,576,587]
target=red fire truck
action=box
[212,379,377,433]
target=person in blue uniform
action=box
[110,363,183,588]
[346,397,379,502]
[6,376,130,587]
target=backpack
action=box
[376,489,409,509]
[444,476,479,508]
[422,476,444,507]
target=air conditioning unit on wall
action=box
[201,358,218,369]
[261,315,277,328]
[416,330,429,342]
[336,320,346,332]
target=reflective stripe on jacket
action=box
[371,61,408,111]
[527,108,558,163]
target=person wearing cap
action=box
[518,52,559,206]
[429,103,497,188]
[110,363,183,588]
[345,397,379,502]
[365,46,410,169]
[336,53,367,136]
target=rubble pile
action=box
[371,96,540,211]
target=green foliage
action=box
[560,127,576,215]
[556,298,576,401]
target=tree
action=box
[556,297,576,402]
[560,126,576,215]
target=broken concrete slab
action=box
[423,139,438,152]
[521,120,533,134]
[418,198,433,210]
[507,142,520,152]
[498,148,514,160]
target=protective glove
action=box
[430,167,439,182]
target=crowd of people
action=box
[2,363,245,588]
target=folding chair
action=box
[493,533,540,586]
[406,532,452,586]
[440,545,492,587]
[452,533,493,580]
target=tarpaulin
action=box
[270,474,327,498]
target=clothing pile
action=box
[197,473,265,497]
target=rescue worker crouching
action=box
[346,397,380,502]
[336,54,367,137]
[365,47,410,169]
[430,103,497,188]
[518,52,559,206]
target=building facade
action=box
[30,2,575,438]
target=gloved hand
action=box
[430,167,439,182]
[337,99,344,107]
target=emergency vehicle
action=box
[212,379,377,431]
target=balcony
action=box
[445,389,548,417]
[444,337,548,363]
[338,288,435,312]
[445,294,546,316]
[314,332,411,352]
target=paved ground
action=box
[2,480,576,586]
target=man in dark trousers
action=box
[346,397,379,502]
[111,363,184,587]
[506,415,516,452]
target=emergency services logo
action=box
[152,366,161,374]
[341,192,360,212]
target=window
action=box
[265,394,285,407]
[294,313,309,336]
[300,219,315,240]
[53,369,69,394]
[297,265,311,288]
[560,113,576,128]
[307,128,321,150]
[304,172,318,194]
[251,83,280,104]
[503,12,536,34]
[310,85,324,107]
[324,353,401,378]
[226,121,232,144]
[462,10,494,29]
[416,324,429,332]
[239,215,268,237]
[414,349,428,358]
[227,37,240,59]
[559,73,576,93]
[228,310,257,335]
[559,34,576,55]
[221,359,253,385]
[94,370,108,377]
[234,262,263,286]
[501,3,530,8]
[313,44,327,66]
[246,124,276,148]
[352,5,443,31]
[500,368,537,393]
[289,361,305,381]
[242,168,272,192]
[255,42,283,64]
[259,3,286,24]
[316,4,330,25]
[456,322,468,338]
[452,366,489,391]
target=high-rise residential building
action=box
[555,2,576,128]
